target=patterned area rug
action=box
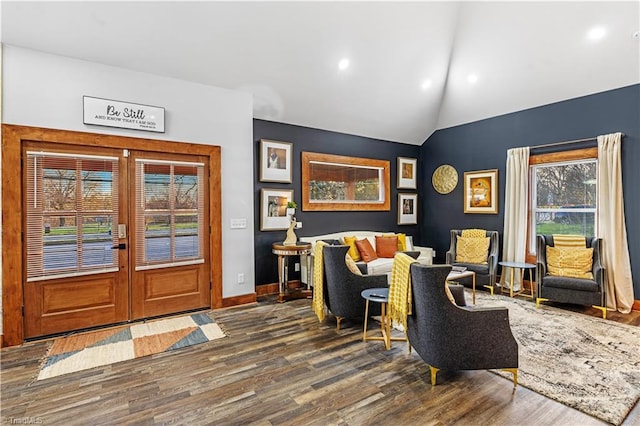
[37,312,226,380]
[473,291,640,425]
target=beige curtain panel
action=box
[597,132,634,314]
[500,147,530,289]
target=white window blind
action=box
[134,159,205,271]
[26,151,120,282]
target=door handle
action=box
[112,243,127,250]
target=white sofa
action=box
[300,231,435,284]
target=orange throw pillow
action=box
[375,235,399,258]
[355,239,378,263]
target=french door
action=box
[129,151,210,320]
[22,142,211,338]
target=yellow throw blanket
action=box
[388,252,418,330]
[312,241,328,322]
[553,234,586,247]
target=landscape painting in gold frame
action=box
[463,169,498,214]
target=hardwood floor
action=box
[1,295,639,425]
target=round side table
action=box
[272,241,312,303]
[361,288,391,350]
[499,261,536,298]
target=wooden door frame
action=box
[2,124,222,347]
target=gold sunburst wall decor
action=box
[432,164,458,194]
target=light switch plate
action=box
[230,218,247,229]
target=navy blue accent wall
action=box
[420,84,640,298]
[253,120,421,286]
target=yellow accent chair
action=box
[536,235,607,318]
[406,264,518,387]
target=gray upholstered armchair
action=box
[536,235,607,318]
[406,263,518,387]
[445,229,499,290]
[322,245,388,330]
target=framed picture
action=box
[259,139,292,183]
[261,188,294,231]
[397,157,417,189]
[464,169,498,214]
[398,193,418,225]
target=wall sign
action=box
[83,96,165,133]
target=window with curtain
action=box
[528,148,598,254]
[134,159,205,270]
[26,151,119,281]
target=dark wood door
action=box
[129,151,211,319]
[22,144,211,338]
[22,142,129,338]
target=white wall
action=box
[1,46,256,321]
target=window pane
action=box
[135,160,205,268]
[27,152,119,281]
[536,212,595,236]
[175,214,199,259]
[531,158,597,253]
[43,168,76,212]
[535,162,596,208]
[144,164,171,210]
[145,215,171,262]
[42,215,78,270]
[174,168,198,209]
[81,216,116,268]
[82,169,114,211]
[44,215,77,234]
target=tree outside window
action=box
[530,159,597,253]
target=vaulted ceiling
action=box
[2,1,639,145]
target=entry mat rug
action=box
[472,290,640,425]
[37,312,226,381]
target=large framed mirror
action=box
[301,152,390,211]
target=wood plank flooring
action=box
[2,295,639,425]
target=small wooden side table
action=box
[361,288,408,351]
[447,270,477,304]
[272,241,312,303]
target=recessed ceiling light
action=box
[467,74,478,84]
[421,79,432,90]
[338,58,350,70]
[587,26,606,41]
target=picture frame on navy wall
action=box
[261,188,294,231]
[397,157,417,189]
[398,193,418,225]
[260,139,293,183]
[463,169,498,214]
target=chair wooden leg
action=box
[336,316,343,331]
[503,368,518,388]
[593,305,607,319]
[428,365,439,386]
